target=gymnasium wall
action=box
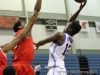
[0,0,22,11]
[75,28,100,50]
[68,0,100,17]
[0,0,24,16]
[25,0,66,14]
[0,28,14,45]
[0,0,100,54]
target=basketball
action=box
[75,0,85,3]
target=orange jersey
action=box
[12,29,35,75]
[0,48,7,75]
[12,29,34,64]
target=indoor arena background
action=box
[0,0,100,75]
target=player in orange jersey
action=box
[12,0,42,75]
[0,11,39,75]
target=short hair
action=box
[13,21,21,32]
[3,66,16,75]
[35,62,39,65]
[69,21,81,35]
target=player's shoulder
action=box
[15,29,23,36]
[55,32,64,37]
[17,29,22,33]
[65,33,73,43]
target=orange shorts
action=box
[0,65,6,75]
[12,63,34,75]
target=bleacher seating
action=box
[84,54,100,75]
[7,54,12,65]
[7,54,100,75]
[65,54,80,75]
[7,54,80,75]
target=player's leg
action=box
[47,68,55,75]
[47,67,67,75]
[55,67,67,75]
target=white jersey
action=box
[47,33,73,68]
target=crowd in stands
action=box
[70,71,97,75]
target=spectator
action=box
[35,62,41,75]
[70,72,74,75]
[92,71,97,75]
[86,71,89,75]
[80,71,83,75]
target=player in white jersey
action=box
[34,0,87,75]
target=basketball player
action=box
[34,0,87,75]
[0,11,39,75]
[12,0,42,75]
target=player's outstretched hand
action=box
[33,42,39,50]
[79,0,87,9]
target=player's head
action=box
[3,66,16,75]
[64,21,81,36]
[13,21,25,32]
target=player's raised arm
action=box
[25,0,42,38]
[30,0,42,22]
[1,0,43,54]
[34,32,64,50]
[29,0,42,25]
[34,0,42,12]
[0,11,39,54]
[68,0,87,23]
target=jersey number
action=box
[62,44,70,56]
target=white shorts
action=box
[47,67,67,75]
